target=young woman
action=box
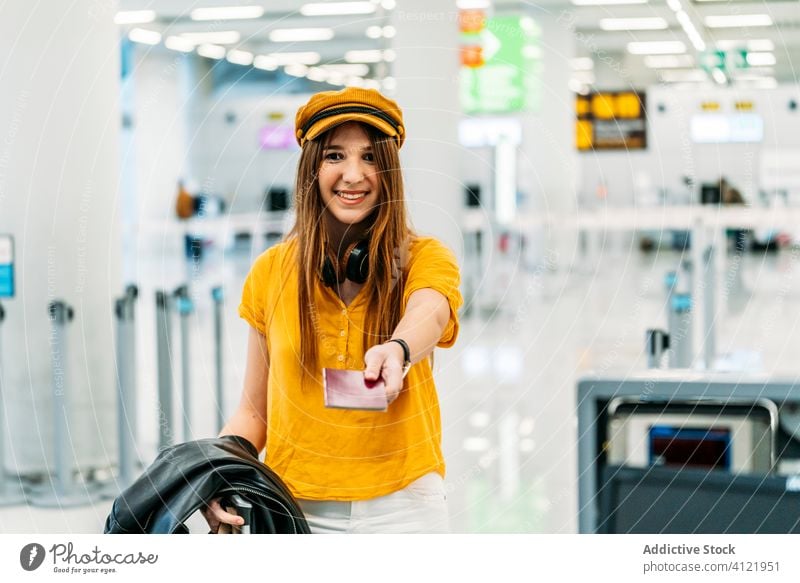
[204,87,462,533]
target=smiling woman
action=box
[202,87,464,534]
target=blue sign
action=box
[0,235,14,298]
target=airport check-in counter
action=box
[577,372,800,534]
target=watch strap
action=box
[388,338,411,377]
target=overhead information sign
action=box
[576,92,647,151]
[460,15,543,114]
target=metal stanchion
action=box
[155,290,174,450]
[211,286,225,434]
[0,301,25,506]
[115,285,138,490]
[30,301,100,507]
[645,329,670,369]
[669,293,693,369]
[174,285,194,443]
[703,245,716,369]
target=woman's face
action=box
[317,122,381,227]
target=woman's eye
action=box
[363,153,375,162]
[324,152,343,161]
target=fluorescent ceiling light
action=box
[704,14,773,28]
[382,49,396,62]
[746,52,776,66]
[253,55,278,71]
[180,31,240,45]
[644,54,694,68]
[456,0,491,8]
[382,25,396,38]
[300,2,376,16]
[285,64,310,77]
[711,68,727,84]
[382,76,397,91]
[718,39,775,52]
[627,41,686,55]
[197,44,226,60]
[345,50,383,63]
[268,51,321,65]
[660,69,708,82]
[600,17,667,31]
[347,76,366,87]
[381,0,396,9]
[115,10,156,25]
[306,67,328,82]
[366,25,382,39]
[128,28,161,45]
[666,0,682,11]
[165,36,195,53]
[226,49,254,66]
[269,28,334,42]
[321,63,370,76]
[570,57,594,71]
[190,6,264,21]
[571,0,647,4]
[675,11,706,51]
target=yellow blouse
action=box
[238,235,462,500]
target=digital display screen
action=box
[649,425,731,470]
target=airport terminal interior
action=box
[2,0,800,534]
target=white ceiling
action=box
[117,0,800,88]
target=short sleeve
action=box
[239,247,278,335]
[402,238,463,348]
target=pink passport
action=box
[323,368,388,411]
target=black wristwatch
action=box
[388,338,411,378]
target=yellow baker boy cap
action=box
[295,87,405,149]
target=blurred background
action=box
[1,0,800,534]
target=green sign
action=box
[699,49,748,73]
[460,16,542,114]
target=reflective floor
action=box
[3,229,800,533]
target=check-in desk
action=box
[577,372,800,533]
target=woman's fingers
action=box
[202,498,244,533]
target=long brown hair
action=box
[288,122,413,379]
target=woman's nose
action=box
[342,159,366,184]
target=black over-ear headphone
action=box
[320,239,369,287]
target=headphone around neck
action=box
[320,239,369,287]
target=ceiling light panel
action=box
[627,41,686,54]
[643,54,694,68]
[197,44,226,59]
[128,28,161,45]
[190,6,264,21]
[226,49,254,66]
[717,39,775,52]
[300,2,376,16]
[165,36,195,53]
[599,17,668,31]
[268,51,321,65]
[746,52,776,66]
[180,31,241,45]
[345,50,383,63]
[704,14,773,28]
[269,28,334,42]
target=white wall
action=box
[189,91,305,214]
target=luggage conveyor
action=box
[577,372,800,533]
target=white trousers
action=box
[297,472,450,534]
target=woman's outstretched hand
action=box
[363,341,406,404]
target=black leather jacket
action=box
[104,435,310,534]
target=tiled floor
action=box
[3,230,799,533]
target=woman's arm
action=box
[219,326,269,452]
[204,326,269,532]
[364,288,450,402]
